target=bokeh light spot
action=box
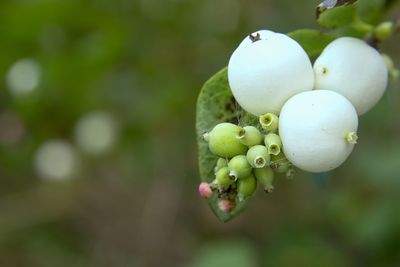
[6,58,41,96]
[74,111,118,155]
[34,140,78,181]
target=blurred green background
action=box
[0,0,399,266]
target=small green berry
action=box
[270,152,290,170]
[259,113,279,132]
[264,133,282,155]
[237,126,263,147]
[237,174,257,201]
[382,53,400,80]
[206,123,248,158]
[276,162,291,174]
[270,153,295,178]
[246,145,270,168]
[375,21,395,41]
[214,158,228,173]
[228,155,252,180]
[215,166,234,189]
[254,167,274,193]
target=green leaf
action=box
[317,3,357,29]
[196,68,257,222]
[316,0,358,18]
[288,29,337,58]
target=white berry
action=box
[279,90,358,173]
[228,30,314,116]
[313,37,388,115]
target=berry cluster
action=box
[199,115,294,213]
[227,29,389,173]
[198,28,391,213]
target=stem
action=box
[354,16,374,33]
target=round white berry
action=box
[279,90,358,173]
[313,37,388,115]
[228,30,314,116]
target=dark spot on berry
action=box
[249,33,261,43]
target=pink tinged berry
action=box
[198,182,213,199]
[218,199,236,213]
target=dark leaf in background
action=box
[357,0,399,24]
[385,0,400,7]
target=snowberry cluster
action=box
[199,118,294,212]
[199,29,390,212]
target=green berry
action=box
[246,145,270,168]
[254,167,274,193]
[215,166,234,189]
[214,158,228,173]
[228,155,252,180]
[206,123,248,158]
[375,21,395,41]
[271,154,295,178]
[237,174,257,201]
[237,126,263,146]
[270,152,290,170]
[276,162,291,174]
[264,133,282,155]
[382,53,400,80]
[259,113,279,132]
